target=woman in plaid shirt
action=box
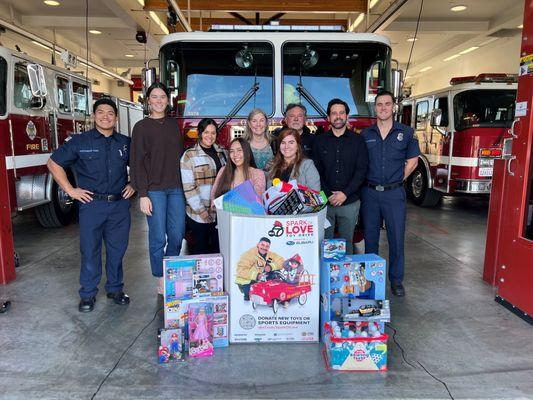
[180,119,227,254]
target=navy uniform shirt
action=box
[362,121,420,185]
[50,128,130,195]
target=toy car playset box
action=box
[319,244,388,340]
[164,294,229,348]
[323,322,388,371]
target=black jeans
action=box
[187,216,220,255]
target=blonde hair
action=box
[244,108,272,143]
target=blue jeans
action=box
[147,188,186,277]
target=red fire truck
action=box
[144,26,400,147]
[0,45,93,227]
[399,74,517,206]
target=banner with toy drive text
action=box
[228,212,322,342]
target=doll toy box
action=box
[164,254,224,304]
[188,302,214,358]
[164,294,229,348]
[323,322,388,371]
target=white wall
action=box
[405,35,522,96]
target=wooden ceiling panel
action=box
[145,0,366,13]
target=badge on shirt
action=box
[397,132,404,141]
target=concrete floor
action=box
[1,196,533,399]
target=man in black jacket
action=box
[314,98,368,254]
[272,103,315,159]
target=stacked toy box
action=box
[319,239,390,371]
[159,254,229,363]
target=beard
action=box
[331,118,347,129]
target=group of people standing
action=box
[47,81,419,313]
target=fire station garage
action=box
[1,0,532,398]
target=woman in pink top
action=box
[211,138,266,199]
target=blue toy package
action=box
[322,239,346,261]
[320,248,388,341]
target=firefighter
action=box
[361,90,420,297]
[47,98,135,312]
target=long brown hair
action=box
[268,128,304,181]
[214,138,257,198]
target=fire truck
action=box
[399,73,517,206]
[143,26,400,146]
[0,45,93,227]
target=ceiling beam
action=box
[144,0,366,13]
[102,59,146,67]
[385,20,490,33]
[20,16,130,29]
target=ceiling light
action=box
[443,54,461,61]
[149,11,169,35]
[44,0,60,5]
[406,37,418,42]
[137,0,145,6]
[89,30,102,35]
[348,13,365,32]
[369,0,380,9]
[419,66,432,72]
[517,24,523,29]
[31,41,51,51]
[459,46,479,55]
[450,5,467,12]
[125,54,134,58]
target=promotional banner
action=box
[229,213,321,343]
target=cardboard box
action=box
[323,322,388,371]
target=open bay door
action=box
[483,0,533,323]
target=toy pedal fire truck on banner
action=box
[399,73,517,206]
[320,239,390,371]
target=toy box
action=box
[164,254,224,303]
[322,239,346,261]
[320,250,387,339]
[157,328,185,363]
[164,294,229,348]
[188,302,214,358]
[323,322,388,371]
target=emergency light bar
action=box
[209,24,345,32]
[450,73,517,85]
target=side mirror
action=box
[392,69,403,101]
[142,67,157,94]
[27,64,47,97]
[430,108,442,127]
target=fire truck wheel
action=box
[272,299,279,314]
[407,166,442,207]
[298,293,307,305]
[35,181,76,228]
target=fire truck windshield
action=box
[283,42,390,117]
[0,57,6,116]
[454,89,516,131]
[161,41,273,118]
